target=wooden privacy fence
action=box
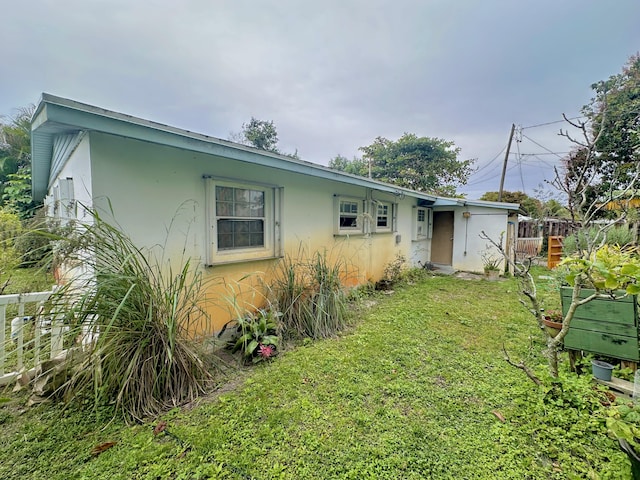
[0,290,61,386]
[518,219,579,239]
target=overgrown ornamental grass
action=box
[0,272,632,479]
[43,213,217,422]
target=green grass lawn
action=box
[0,272,631,479]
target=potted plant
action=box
[481,251,502,280]
[542,309,563,337]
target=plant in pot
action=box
[541,309,563,337]
[481,249,502,280]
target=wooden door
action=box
[431,211,454,265]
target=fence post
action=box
[0,305,5,376]
[50,316,64,359]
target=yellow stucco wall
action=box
[46,132,512,332]
[84,133,410,331]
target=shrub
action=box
[375,254,407,289]
[0,209,22,274]
[44,210,217,422]
[563,225,635,255]
[271,250,349,339]
[13,207,56,267]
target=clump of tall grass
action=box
[270,249,349,339]
[43,210,216,422]
[563,225,635,256]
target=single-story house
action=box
[31,93,519,329]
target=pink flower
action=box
[258,344,275,358]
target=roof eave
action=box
[32,94,441,204]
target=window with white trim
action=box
[206,178,282,264]
[372,201,396,233]
[335,197,364,235]
[377,203,389,228]
[413,207,432,240]
[216,186,265,250]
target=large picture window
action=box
[206,178,282,265]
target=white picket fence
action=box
[0,290,62,386]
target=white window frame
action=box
[413,206,433,240]
[372,201,397,233]
[334,196,364,235]
[205,177,282,265]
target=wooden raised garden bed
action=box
[561,287,640,362]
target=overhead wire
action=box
[520,133,564,158]
[472,145,506,175]
[465,116,580,192]
[521,116,584,129]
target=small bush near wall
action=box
[270,250,350,340]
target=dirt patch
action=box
[454,271,485,280]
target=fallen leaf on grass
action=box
[91,442,117,456]
[491,410,506,422]
[153,420,168,436]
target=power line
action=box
[522,116,584,129]
[519,152,569,157]
[472,146,506,175]
[520,133,564,158]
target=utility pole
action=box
[498,123,516,202]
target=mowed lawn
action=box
[0,273,629,479]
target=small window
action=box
[373,201,395,233]
[339,200,360,229]
[335,197,364,235]
[377,204,389,228]
[413,207,432,240]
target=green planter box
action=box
[561,287,640,362]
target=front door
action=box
[431,211,454,265]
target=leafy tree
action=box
[239,117,279,152]
[543,199,570,218]
[561,55,640,202]
[484,55,640,380]
[3,166,36,218]
[479,191,542,216]
[230,117,301,159]
[331,134,474,196]
[0,106,36,218]
[589,55,640,188]
[328,155,368,176]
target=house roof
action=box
[31,93,518,212]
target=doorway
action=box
[431,211,454,265]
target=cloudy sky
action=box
[2,0,639,199]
